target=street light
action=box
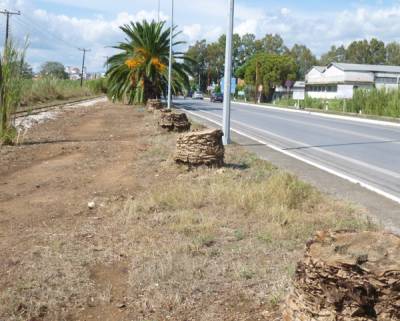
[222,0,234,145]
[167,0,174,109]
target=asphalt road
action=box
[176,98,400,208]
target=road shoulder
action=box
[185,112,400,234]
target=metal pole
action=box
[157,0,160,22]
[167,0,174,109]
[222,0,234,145]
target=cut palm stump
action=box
[146,99,163,111]
[158,110,191,132]
[175,129,224,167]
[283,231,400,321]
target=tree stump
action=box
[174,129,224,167]
[146,99,163,111]
[158,110,191,132]
[283,231,400,321]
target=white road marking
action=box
[197,108,400,180]
[182,107,400,205]
[235,107,400,143]
[235,101,400,128]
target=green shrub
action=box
[0,42,26,144]
[20,78,107,106]
[274,88,400,118]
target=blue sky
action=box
[3,0,400,72]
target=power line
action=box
[23,14,78,49]
[15,15,78,50]
[0,9,21,49]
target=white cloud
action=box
[6,1,400,71]
[183,24,202,41]
[280,8,290,16]
[234,19,259,36]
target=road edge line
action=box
[233,101,400,128]
[184,109,400,205]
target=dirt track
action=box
[0,101,151,321]
[0,100,371,321]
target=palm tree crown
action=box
[106,20,192,104]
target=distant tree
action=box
[242,53,296,102]
[205,41,225,85]
[346,40,370,64]
[186,39,208,90]
[40,61,68,79]
[386,42,400,65]
[217,34,242,71]
[319,45,346,65]
[369,38,386,64]
[260,34,288,55]
[238,33,257,65]
[345,39,385,64]
[21,62,34,79]
[290,44,317,79]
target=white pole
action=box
[157,0,160,22]
[167,0,174,109]
[222,0,234,145]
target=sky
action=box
[3,0,400,72]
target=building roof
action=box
[330,62,400,74]
[313,66,326,73]
[294,81,305,88]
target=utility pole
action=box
[222,0,234,145]
[0,9,21,49]
[103,56,109,71]
[78,48,90,87]
[167,0,174,109]
[198,70,201,91]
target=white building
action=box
[65,66,83,81]
[305,63,400,99]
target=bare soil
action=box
[0,101,373,321]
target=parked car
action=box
[211,92,223,103]
[192,91,204,100]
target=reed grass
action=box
[275,88,400,118]
[0,42,26,144]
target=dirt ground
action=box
[1,102,153,321]
[0,101,373,321]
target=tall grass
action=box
[0,42,26,144]
[275,88,400,118]
[20,77,107,106]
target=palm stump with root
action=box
[283,231,400,321]
[146,99,164,111]
[158,110,191,132]
[174,129,224,167]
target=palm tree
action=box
[106,20,192,104]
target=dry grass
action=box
[118,136,375,317]
[0,109,376,321]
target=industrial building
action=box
[305,63,400,99]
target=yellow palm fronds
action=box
[125,56,145,69]
[136,47,149,57]
[151,57,167,72]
